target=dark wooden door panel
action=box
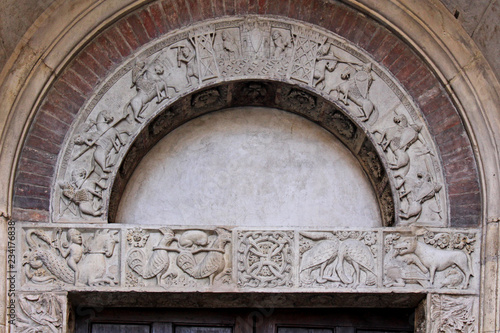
[92,323,151,333]
[175,326,233,333]
[277,328,333,333]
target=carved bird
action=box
[127,227,175,284]
[300,236,340,284]
[336,239,376,287]
[176,228,231,285]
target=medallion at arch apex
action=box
[53,16,446,226]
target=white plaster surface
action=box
[116,107,381,228]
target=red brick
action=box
[13,196,49,211]
[96,34,123,64]
[148,3,170,35]
[288,0,300,19]
[425,104,461,133]
[309,0,327,27]
[357,18,378,50]
[116,19,141,52]
[172,0,192,24]
[162,1,181,29]
[449,192,481,207]
[396,60,423,88]
[84,40,115,73]
[18,157,55,177]
[15,183,50,199]
[451,203,481,218]
[224,0,235,15]
[372,33,399,63]
[387,47,413,76]
[138,8,159,40]
[185,0,203,21]
[337,8,357,39]
[212,0,225,17]
[266,0,288,15]
[345,13,367,44]
[419,92,449,117]
[127,14,151,46]
[107,26,133,57]
[20,146,57,166]
[247,0,257,14]
[77,49,108,79]
[30,122,66,144]
[16,171,52,188]
[364,26,387,55]
[52,79,85,108]
[258,0,267,14]
[12,208,49,222]
[298,0,314,22]
[381,41,406,70]
[399,60,425,86]
[25,134,61,156]
[61,68,94,96]
[71,58,100,89]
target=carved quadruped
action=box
[54,16,446,227]
[428,294,478,333]
[14,292,68,333]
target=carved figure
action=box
[174,44,199,86]
[125,58,177,123]
[430,295,476,333]
[399,172,442,220]
[336,239,376,287]
[79,229,119,286]
[221,30,239,59]
[54,229,84,286]
[394,236,472,288]
[271,30,292,58]
[23,229,118,286]
[127,227,176,284]
[176,228,231,285]
[73,110,130,182]
[333,63,376,122]
[313,43,338,88]
[299,232,340,284]
[373,114,423,181]
[59,169,103,217]
[17,293,64,333]
[179,230,209,248]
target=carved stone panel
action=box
[124,227,233,289]
[383,230,478,291]
[428,294,478,333]
[52,17,447,226]
[20,227,120,289]
[237,230,294,288]
[14,292,68,333]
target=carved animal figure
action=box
[394,236,473,288]
[79,229,119,286]
[332,64,377,123]
[176,228,231,285]
[300,238,340,283]
[179,230,209,248]
[24,229,75,284]
[126,59,178,123]
[313,43,338,88]
[59,169,103,217]
[336,239,376,287]
[127,227,176,284]
[399,172,442,220]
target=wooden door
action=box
[77,308,414,333]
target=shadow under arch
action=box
[108,80,394,226]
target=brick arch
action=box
[12,0,480,227]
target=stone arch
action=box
[1,0,498,332]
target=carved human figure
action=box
[271,30,292,59]
[373,114,423,184]
[313,43,339,88]
[399,172,442,220]
[59,169,103,217]
[55,229,85,286]
[332,63,376,122]
[394,236,473,288]
[74,110,130,183]
[221,30,239,59]
[126,58,177,123]
[175,44,199,86]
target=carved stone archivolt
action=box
[53,17,446,226]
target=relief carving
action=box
[299,231,377,288]
[289,27,326,84]
[16,293,66,333]
[22,228,119,287]
[237,231,294,288]
[429,295,476,333]
[58,169,104,218]
[172,41,199,87]
[189,27,219,82]
[125,227,233,287]
[384,230,475,289]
